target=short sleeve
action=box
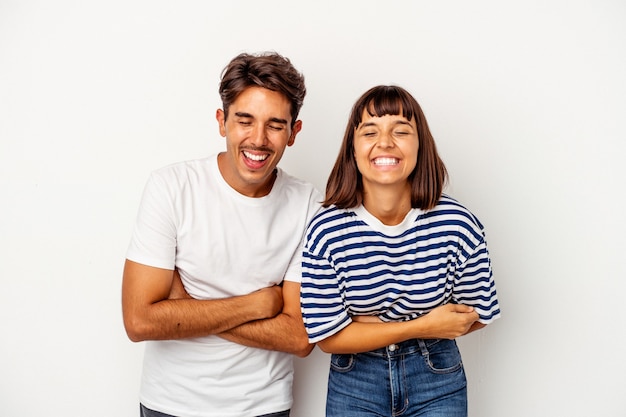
[283,188,323,283]
[453,228,501,324]
[300,250,352,343]
[126,172,177,270]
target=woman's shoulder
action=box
[429,194,485,231]
[309,205,356,229]
[305,205,359,248]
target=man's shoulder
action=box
[152,156,213,175]
[147,156,216,184]
[276,168,322,201]
[276,168,314,188]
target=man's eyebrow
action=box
[268,117,289,125]
[234,112,288,125]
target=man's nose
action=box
[249,126,268,146]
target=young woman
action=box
[301,85,501,417]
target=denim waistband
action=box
[366,338,444,358]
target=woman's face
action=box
[353,110,419,191]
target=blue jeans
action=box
[326,339,467,417]
[140,404,290,417]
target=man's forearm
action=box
[219,312,313,357]
[125,294,277,342]
[122,260,284,342]
[218,281,313,357]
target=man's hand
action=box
[167,270,283,318]
[257,285,284,319]
[216,281,313,357]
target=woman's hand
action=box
[417,304,479,339]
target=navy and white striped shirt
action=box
[301,195,501,343]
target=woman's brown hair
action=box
[324,85,447,210]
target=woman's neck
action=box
[362,183,412,226]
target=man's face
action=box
[216,86,302,197]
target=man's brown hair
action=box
[219,52,306,127]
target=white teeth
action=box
[373,157,399,166]
[243,151,269,161]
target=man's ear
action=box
[216,109,226,137]
[287,120,302,147]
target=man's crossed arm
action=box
[121,260,313,357]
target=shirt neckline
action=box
[352,205,422,236]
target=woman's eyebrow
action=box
[357,122,377,130]
[357,120,412,130]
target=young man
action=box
[122,52,321,417]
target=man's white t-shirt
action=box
[126,154,321,417]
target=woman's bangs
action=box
[365,93,415,122]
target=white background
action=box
[1,1,625,416]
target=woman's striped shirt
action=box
[301,195,501,343]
